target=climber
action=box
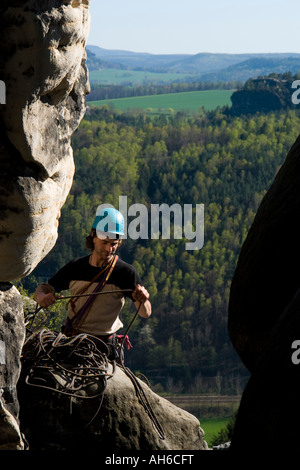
[34,206,151,360]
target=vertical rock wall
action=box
[0,0,90,281]
[0,284,25,450]
[228,135,300,371]
[0,0,90,449]
[228,131,300,448]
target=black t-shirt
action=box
[48,256,141,335]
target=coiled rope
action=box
[21,329,115,428]
[22,295,166,440]
[22,329,113,397]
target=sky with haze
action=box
[88,0,299,55]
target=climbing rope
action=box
[118,364,166,440]
[21,329,115,428]
[22,329,113,398]
[24,289,134,331]
[117,301,166,440]
[22,293,166,439]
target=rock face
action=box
[228,134,300,448]
[230,77,293,116]
[228,135,300,372]
[230,89,282,116]
[230,288,300,449]
[0,283,25,450]
[18,331,208,451]
[90,367,208,451]
[0,0,90,451]
[0,0,90,281]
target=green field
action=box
[88,89,234,114]
[161,394,238,447]
[89,68,195,85]
[200,417,232,447]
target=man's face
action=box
[93,236,119,263]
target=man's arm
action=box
[132,284,152,318]
[34,283,57,308]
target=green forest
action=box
[22,104,300,394]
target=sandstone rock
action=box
[0,0,90,281]
[0,398,24,451]
[228,133,300,450]
[18,331,208,451]
[0,283,25,450]
[94,366,208,451]
[0,0,90,451]
[228,135,300,371]
[230,287,300,449]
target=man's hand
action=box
[34,284,56,308]
[132,284,150,303]
[132,285,152,318]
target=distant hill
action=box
[87,46,300,83]
[86,49,115,71]
[165,53,261,74]
[87,45,189,72]
[200,57,300,82]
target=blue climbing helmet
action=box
[92,207,125,239]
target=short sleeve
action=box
[48,260,75,292]
[122,265,142,301]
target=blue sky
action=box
[88,0,299,55]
